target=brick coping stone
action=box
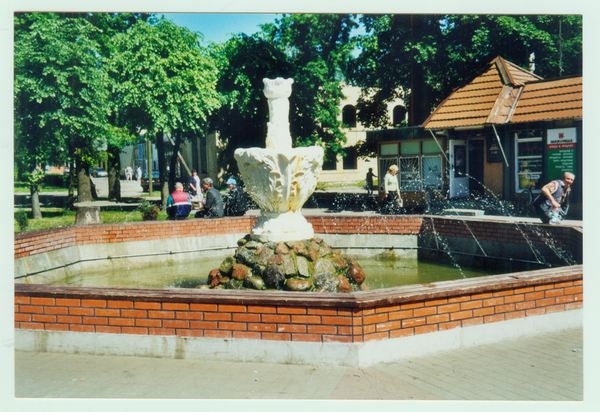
[15,265,582,309]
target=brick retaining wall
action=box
[14,266,582,343]
[14,215,578,259]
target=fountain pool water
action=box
[43,250,516,289]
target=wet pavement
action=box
[12,327,583,401]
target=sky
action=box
[161,13,280,44]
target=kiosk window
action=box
[515,136,543,191]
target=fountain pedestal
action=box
[234,78,323,242]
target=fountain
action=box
[234,78,323,242]
[204,78,367,292]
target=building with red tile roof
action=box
[371,57,582,218]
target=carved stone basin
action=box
[234,146,323,242]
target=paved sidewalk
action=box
[14,327,583,401]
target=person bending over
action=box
[533,172,575,224]
[195,178,224,218]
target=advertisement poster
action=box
[547,128,577,181]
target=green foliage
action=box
[139,201,160,221]
[213,14,358,172]
[14,14,111,184]
[110,18,221,136]
[15,210,29,231]
[12,209,170,233]
[263,14,357,154]
[21,167,45,192]
[208,34,291,172]
[348,14,583,128]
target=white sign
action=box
[547,128,577,149]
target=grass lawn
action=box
[14,185,74,193]
[315,180,376,191]
[14,209,170,233]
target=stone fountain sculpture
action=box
[234,78,324,242]
[202,78,366,292]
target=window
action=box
[380,143,398,156]
[343,147,357,170]
[422,155,443,190]
[393,105,407,126]
[322,148,337,171]
[379,139,446,192]
[342,105,357,128]
[399,156,421,191]
[515,135,543,191]
[401,141,420,155]
[422,139,443,154]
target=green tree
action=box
[348,14,583,131]
[261,14,359,163]
[14,14,111,212]
[83,13,155,202]
[208,34,291,177]
[110,18,221,209]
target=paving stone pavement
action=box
[13,327,583,401]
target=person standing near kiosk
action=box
[382,165,403,214]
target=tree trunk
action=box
[75,206,102,225]
[30,186,42,219]
[168,130,182,193]
[76,157,93,203]
[107,143,122,202]
[155,131,169,211]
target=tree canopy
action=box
[14,15,111,204]
[263,14,359,161]
[208,33,291,175]
[347,14,583,128]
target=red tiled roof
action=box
[511,77,583,123]
[422,57,581,129]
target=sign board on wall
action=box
[486,136,504,163]
[547,128,577,181]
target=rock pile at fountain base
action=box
[200,235,367,293]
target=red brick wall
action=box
[14,217,258,259]
[420,217,579,250]
[14,215,578,259]
[15,268,582,343]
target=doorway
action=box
[468,139,485,196]
[449,140,468,198]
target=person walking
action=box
[195,178,224,218]
[224,178,248,217]
[382,165,402,214]
[188,169,204,209]
[125,165,132,181]
[533,172,575,224]
[136,166,142,182]
[366,167,377,196]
